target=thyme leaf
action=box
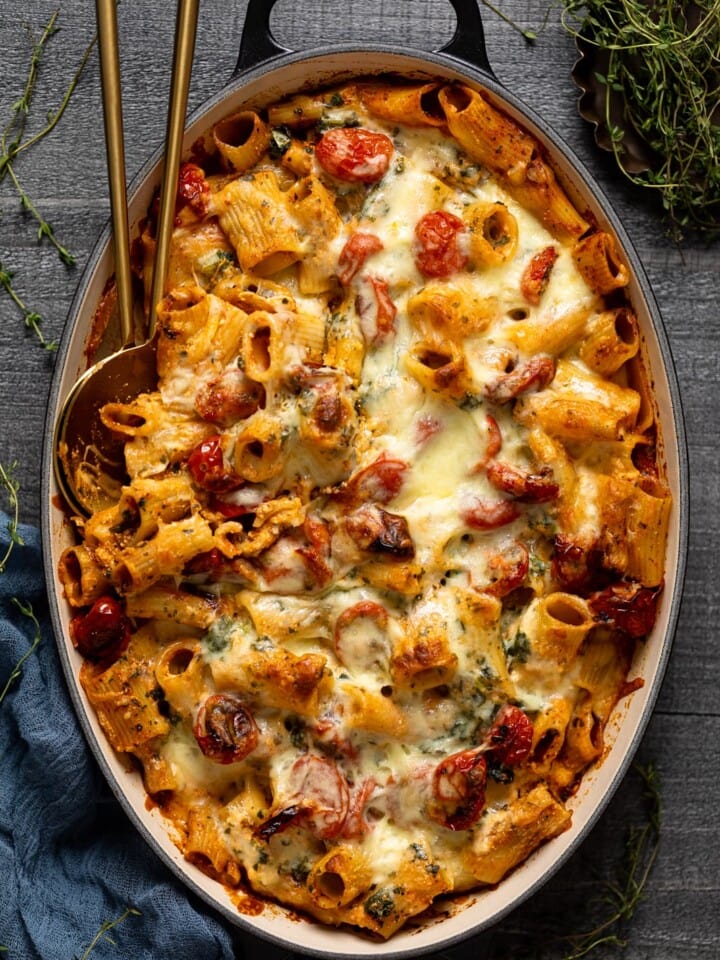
[559,0,720,241]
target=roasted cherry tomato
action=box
[588,580,663,638]
[345,454,408,505]
[70,595,131,663]
[187,435,240,492]
[429,747,487,831]
[193,693,259,764]
[338,231,384,285]
[461,495,520,530]
[345,505,415,559]
[484,704,534,766]
[486,459,559,503]
[177,161,211,217]
[356,276,397,344]
[256,755,350,841]
[414,210,468,278]
[315,128,393,183]
[520,245,558,305]
[484,541,530,597]
[484,356,556,404]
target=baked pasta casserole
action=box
[59,79,671,938]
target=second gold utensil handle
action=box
[96,0,134,347]
[149,0,200,328]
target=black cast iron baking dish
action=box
[41,1,688,955]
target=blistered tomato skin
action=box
[315,128,394,183]
[176,161,210,217]
[414,210,468,278]
[484,704,534,766]
[193,693,259,764]
[429,747,488,831]
[187,435,241,493]
[71,596,131,663]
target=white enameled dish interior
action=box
[43,50,686,958]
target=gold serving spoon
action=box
[54,0,199,517]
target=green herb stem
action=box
[76,907,141,960]
[0,460,24,572]
[0,264,57,351]
[0,599,42,705]
[0,10,94,347]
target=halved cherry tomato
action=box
[70,595,131,663]
[193,693,259,764]
[460,495,519,530]
[345,505,415,559]
[338,231,384,285]
[256,756,350,841]
[484,704,534,766]
[345,454,408,505]
[484,541,530,597]
[429,747,487,831]
[484,356,556,404]
[334,600,390,669]
[414,210,468,278]
[177,161,210,217]
[415,414,442,446]
[315,128,393,183]
[187,435,240,493]
[520,245,558,305]
[356,276,397,344]
[486,459,559,503]
[588,580,662,638]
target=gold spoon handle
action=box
[96,0,134,347]
[149,0,200,328]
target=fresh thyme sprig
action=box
[0,460,24,573]
[0,263,58,351]
[75,907,141,960]
[0,10,95,347]
[547,762,662,959]
[0,599,42,706]
[559,0,720,241]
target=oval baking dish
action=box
[41,0,688,955]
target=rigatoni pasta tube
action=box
[210,171,305,275]
[515,359,640,441]
[407,280,497,338]
[468,784,572,885]
[579,307,640,375]
[308,846,374,910]
[359,81,445,126]
[213,111,270,173]
[439,84,536,184]
[465,200,518,267]
[573,230,630,294]
[532,592,594,667]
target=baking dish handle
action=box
[234,0,494,78]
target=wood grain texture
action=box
[1,1,718,958]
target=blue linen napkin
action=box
[0,514,247,960]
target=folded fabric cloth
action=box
[0,515,277,960]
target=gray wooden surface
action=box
[1,1,718,958]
